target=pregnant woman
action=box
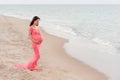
[14,16,43,71]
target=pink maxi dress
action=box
[14,26,43,70]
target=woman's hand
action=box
[35,40,41,44]
[32,39,41,44]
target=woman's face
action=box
[34,19,40,26]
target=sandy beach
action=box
[0,15,108,80]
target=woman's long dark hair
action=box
[29,16,40,26]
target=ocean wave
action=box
[92,37,113,46]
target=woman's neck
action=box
[32,25,39,30]
[32,25,37,28]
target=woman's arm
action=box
[28,27,35,42]
[28,30,33,41]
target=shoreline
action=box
[0,15,108,80]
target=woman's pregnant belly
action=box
[32,35,43,43]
